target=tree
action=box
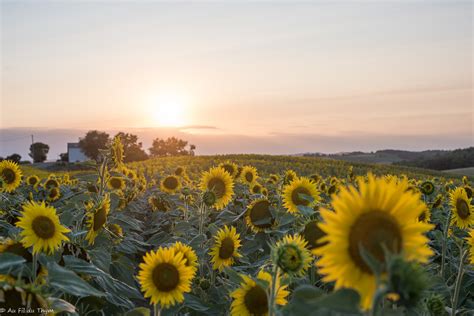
[6,153,22,163]
[29,142,49,163]
[59,153,69,162]
[114,132,148,162]
[149,137,195,157]
[78,130,110,160]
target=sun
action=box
[151,93,188,127]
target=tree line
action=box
[0,131,196,163]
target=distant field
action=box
[442,167,474,177]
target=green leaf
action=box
[47,297,77,314]
[315,289,361,313]
[183,293,210,312]
[46,262,105,297]
[125,307,151,316]
[0,253,26,273]
[224,266,243,285]
[297,205,314,217]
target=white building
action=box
[67,143,88,162]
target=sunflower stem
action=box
[153,304,161,316]
[369,282,387,316]
[440,209,451,278]
[268,265,279,316]
[451,246,467,316]
[32,252,38,283]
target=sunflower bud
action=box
[203,191,217,207]
[199,278,211,290]
[426,294,446,316]
[272,235,311,276]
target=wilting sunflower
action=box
[282,177,320,215]
[314,174,433,309]
[137,247,194,307]
[449,187,474,229]
[160,175,181,194]
[219,161,238,178]
[26,175,40,188]
[171,242,198,276]
[420,180,435,196]
[230,270,289,316]
[301,219,328,251]
[0,160,22,193]
[107,176,126,191]
[240,166,258,185]
[283,169,297,184]
[273,234,311,276]
[467,229,474,265]
[85,195,111,245]
[148,195,171,212]
[200,167,234,210]
[15,201,70,254]
[111,136,124,168]
[209,225,241,271]
[245,199,275,233]
[47,187,61,202]
[0,283,51,313]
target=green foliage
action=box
[78,130,110,160]
[29,142,49,163]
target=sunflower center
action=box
[32,216,56,239]
[28,177,38,185]
[244,285,268,315]
[93,205,108,231]
[208,178,226,198]
[152,263,180,292]
[49,188,59,199]
[456,199,470,219]
[163,177,179,190]
[348,211,402,274]
[110,178,122,189]
[303,221,328,250]
[277,245,302,272]
[1,168,16,184]
[249,200,274,228]
[291,187,311,206]
[219,237,235,259]
[245,172,254,183]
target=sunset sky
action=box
[1,1,473,157]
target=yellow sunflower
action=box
[137,247,194,307]
[219,161,238,178]
[107,176,126,191]
[449,187,474,229]
[283,169,297,184]
[300,219,328,251]
[209,225,241,271]
[148,195,171,212]
[313,174,433,310]
[282,177,320,215]
[0,160,22,193]
[26,175,40,188]
[273,234,312,276]
[250,183,263,194]
[240,166,258,185]
[230,270,289,316]
[160,175,181,194]
[15,201,70,254]
[245,199,275,233]
[418,207,431,223]
[200,167,234,210]
[47,187,61,202]
[174,166,186,177]
[44,177,59,190]
[467,229,474,265]
[111,135,124,168]
[171,241,198,276]
[85,195,111,245]
[420,180,435,196]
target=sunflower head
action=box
[171,241,198,275]
[47,187,61,202]
[44,178,59,190]
[301,219,328,250]
[26,175,40,187]
[0,160,22,193]
[464,186,473,199]
[272,235,311,276]
[230,270,289,316]
[250,183,263,194]
[314,174,433,310]
[219,161,238,178]
[283,170,297,185]
[240,166,258,185]
[85,195,111,245]
[109,223,123,238]
[137,247,194,307]
[209,225,241,271]
[420,180,435,196]
[148,195,171,212]
[199,167,234,210]
[467,229,474,265]
[449,187,474,229]
[174,166,185,177]
[111,136,124,168]
[160,175,181,194]
[432,194,443,209]
[245,199,275,233]
[282,177,320,215]
[15,201,70,254]
[108,176,126,191]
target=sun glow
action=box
[150,93,189,127]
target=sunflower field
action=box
[0,137,473,316]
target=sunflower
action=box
[273,234,311,276]
[230,270,289,316]
[464,186,473,199]
[245,199,275,233]
[283,169,297,184]
[467,229,474,265]
[174,166,185,177]
[313,174,433,309]
[301,220,328,250]
[420,180,435,196]
[109,223,123,238]
[418,207,431,223]
[15,201,70,254]
[432,194,443,209]
[160,175,181,194]
[111,136,124,168]
[251,183,263,194]
[137,247,194,307]
[200,167,234,210]
[26,175,40,188]
[44,177,59,190]
[219,161,238,178]
[85,195,111,245]
[171,242,198,276]
[449,187,474,229]
[209,225,241,271]
[0,160,22,193]
[282,177,320,215]
[148,195,171,212]
[240,166,258,185]
[107,176,126,191]
[47,187,61,202]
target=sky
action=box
[0,1,473,159]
